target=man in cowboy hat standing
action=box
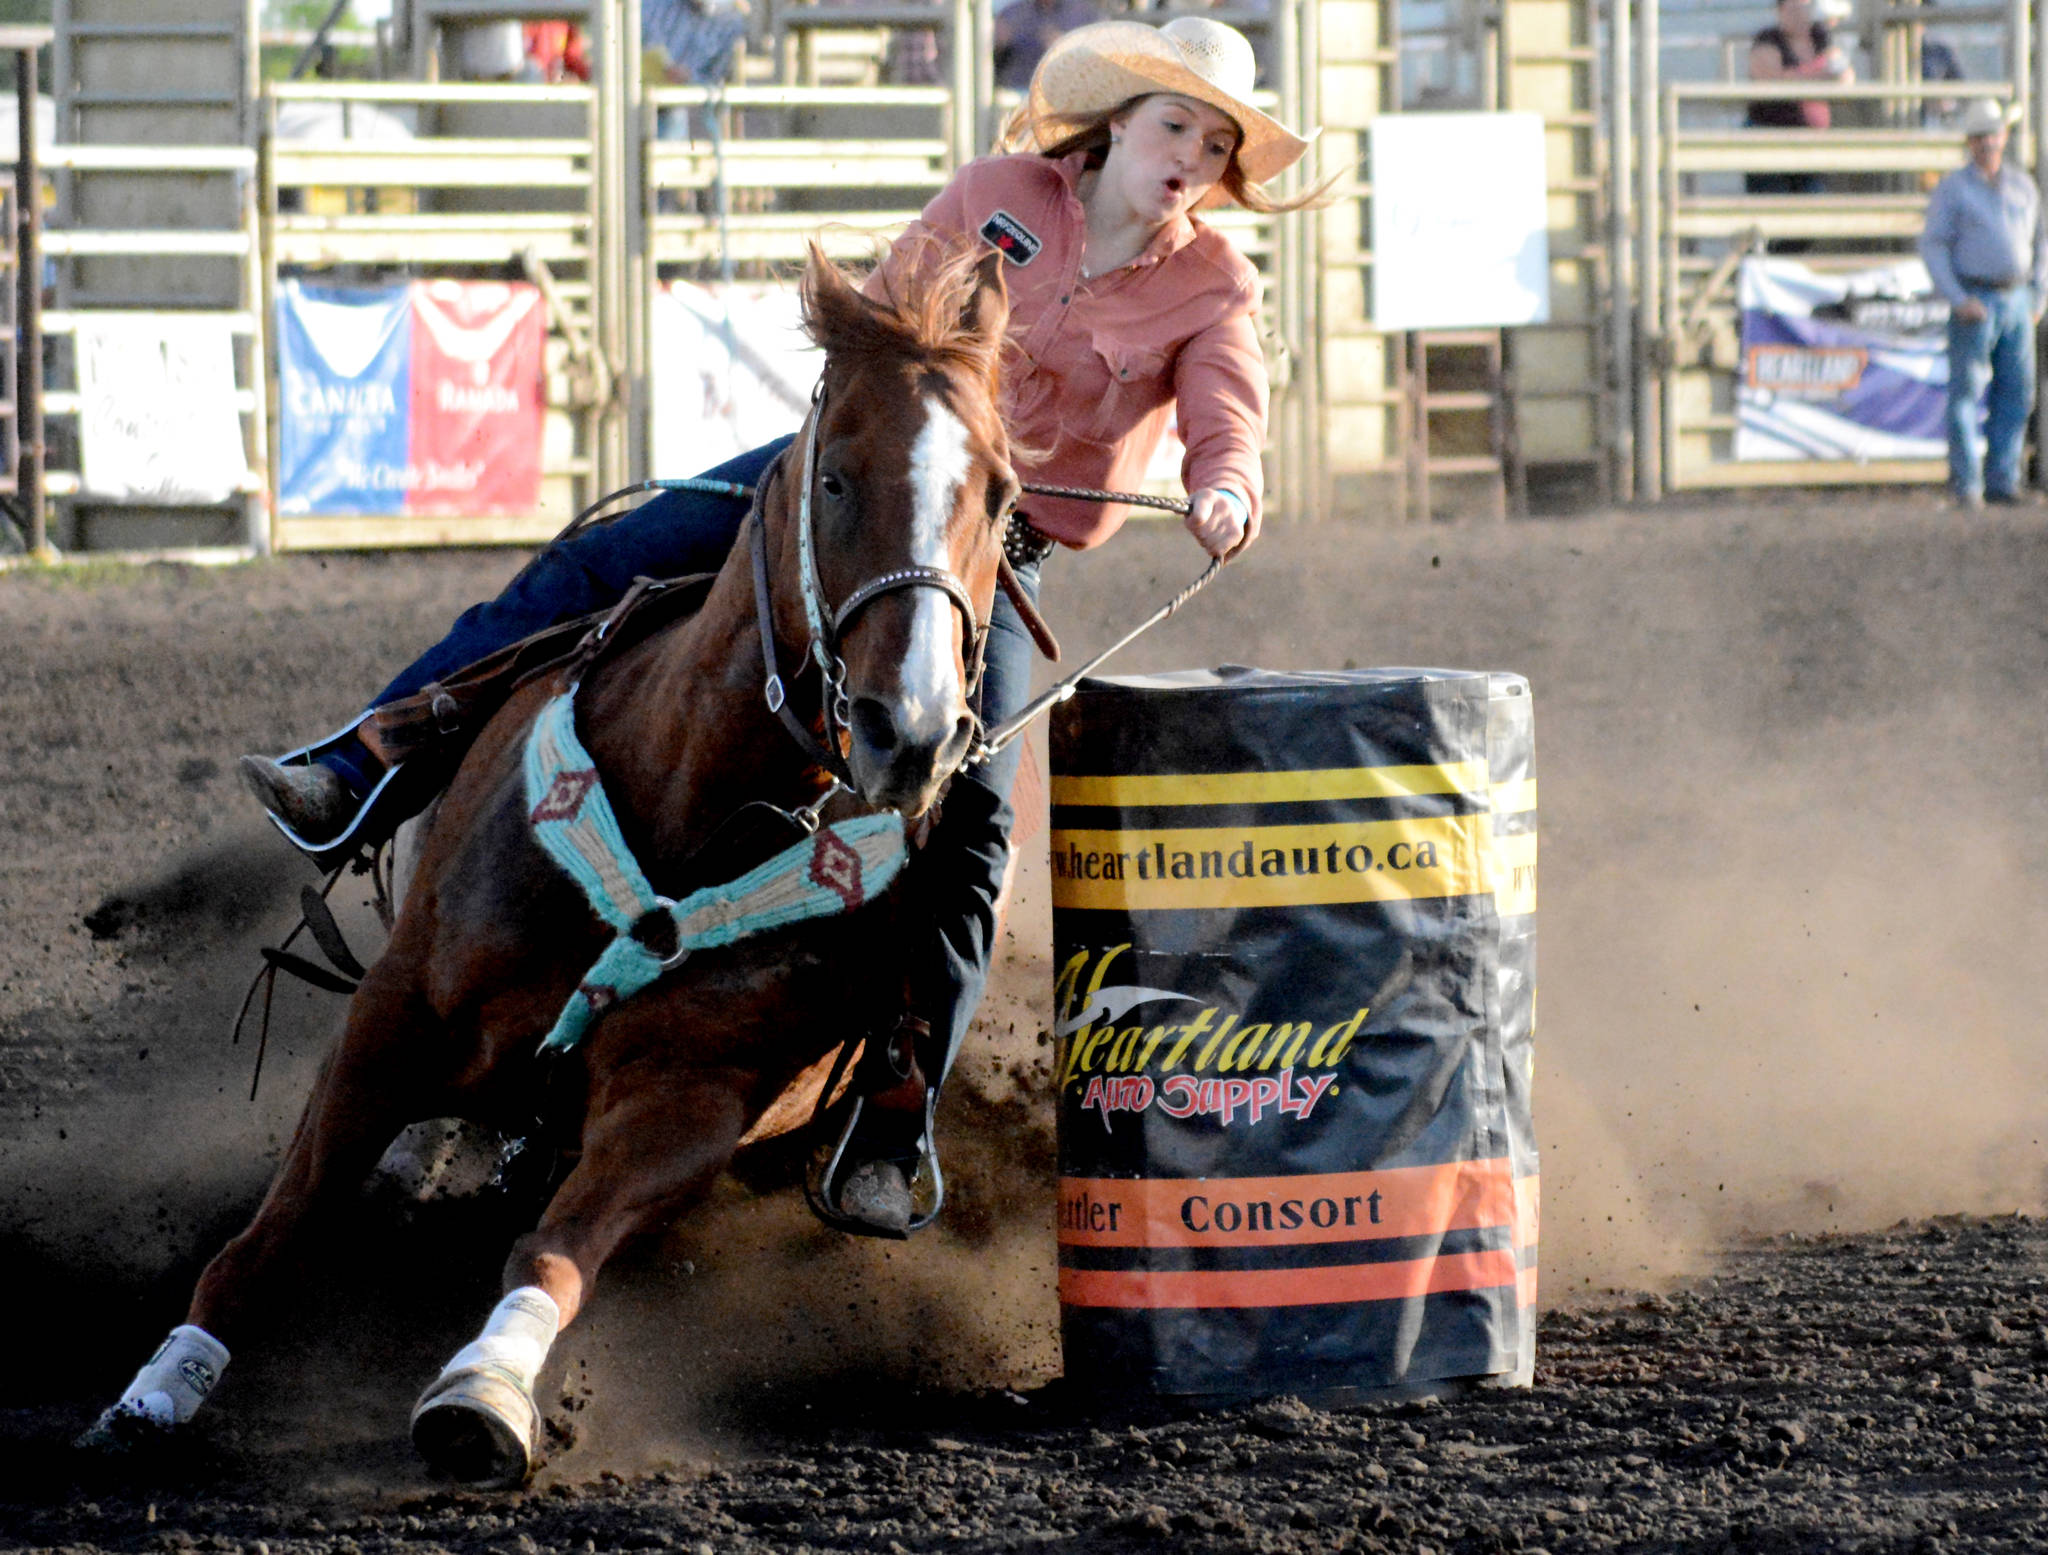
[1920,97,2048,506]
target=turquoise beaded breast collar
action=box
[523,690,906,1053]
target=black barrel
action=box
[1049,667,1537,1401]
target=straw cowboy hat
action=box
[1959,97,2021,138]
[1026,16,1314,186]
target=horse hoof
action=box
[410,1367,537,1487]
[74,1400,176,1454]
[834,1160,913,1238]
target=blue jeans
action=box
[345,435,1037,1088]
[1946,284,2037,500]
[367,437,795,709]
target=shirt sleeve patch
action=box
[980,210,1044,266]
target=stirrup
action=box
[803,1021,946,1240]
[261,722,428,872]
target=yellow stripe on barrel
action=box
[1050,814,1500,911]
[1051,762,1486,808]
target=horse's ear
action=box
[800,239,862,345]
[960,248,1010,358]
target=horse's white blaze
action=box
[896,592,961,740]
[908,394,971,569]
[896,395,972,731]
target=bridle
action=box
[568,385,1218,804]
[749,379,993,800]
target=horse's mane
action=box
[800,238,1004,391]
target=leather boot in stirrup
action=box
[807,1015,946,1239]
[239,754,357,842]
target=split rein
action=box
[561,471,1225,763]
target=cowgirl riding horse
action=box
[238,19,1314,1245]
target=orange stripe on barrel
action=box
[1057,1158,1514,1250]
[1059,1248,1521,1310]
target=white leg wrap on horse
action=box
[115,1324,230,1427]
[443,1286,559,1390]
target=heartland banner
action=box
[1735,257,1949,462]
[1050,668,1539,1402]
[276,279,544,515]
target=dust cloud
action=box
[1,832,344,1403]
[1060,508,2048,1301]
[1538,766,2048,1295]
[10,505,2048,1468]
[541,860,1066,1472]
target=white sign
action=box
[650,281,821,475]
[1369,112,1552,332]
[75,315,249,504]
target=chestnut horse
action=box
[86,244,1018,1485]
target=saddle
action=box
[269,567,948,1241]
[369,572,720,765]
[272,573,718,875]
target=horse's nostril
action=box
[849,697,899,755]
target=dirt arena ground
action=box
[5,495,2048,1552]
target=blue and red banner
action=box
[276,279,545,515]
[1736,257,1948,462]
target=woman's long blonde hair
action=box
[998,97,1335,214]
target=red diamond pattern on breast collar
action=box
[808,827,865,911]
[531,767,600,825]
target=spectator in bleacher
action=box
[1744,0,1855,198]
[645,0,751,187]
[522,22,592,84]
[993,0,1104,93]
[820,0,944,86]
[242,14,1324,1240]
[886,8,942,87]
[645,0,750,95]
[1919,98,2046,508]
[444,20,528,81]
[1918,0,1965,128]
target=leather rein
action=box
[570,390,1211,794]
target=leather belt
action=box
[1961,275,2025,289]
[1004,512,1056,569]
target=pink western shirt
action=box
[871,152,1268,549]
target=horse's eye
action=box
[820,472,846,499]
[987,476,1019,525]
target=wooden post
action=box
[1633,0,1660,500]
[15,36,46,558]
[1607,0,1634,502]
[2033,0,2048,489]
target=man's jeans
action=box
[1946,283,2037,500]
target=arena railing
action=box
[255,62,1299,550]
[34,143,270,540]
[261,81,604,551]
[643,84,953,272]
[1654,79,2016,491]
[639,77,1282,514]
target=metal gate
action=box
[1635,0,2046,495]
